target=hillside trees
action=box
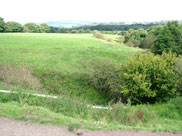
[59,27,68,33]
[5,21,23,32]
[151,21,182,55]
[124,28,148,47]
[0,17,5,32]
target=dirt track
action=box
[0,117,181,136]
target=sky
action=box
[0,0,182,23]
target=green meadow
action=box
[0,33,138,104]
[0,33,182,132]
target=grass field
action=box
[0,33,139,104]
[0,33,182,132]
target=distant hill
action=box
[46,21,97,27]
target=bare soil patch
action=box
[0,117,181,136]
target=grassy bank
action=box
[0,92,182,131]
[1,33,181,132]
[0,33,139,104]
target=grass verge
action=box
[0,92,182,131]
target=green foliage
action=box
[82,59,121,101]
[110,102,155,124]
[71,30,79,33]
[117,52,179,104]
[24,23,40,33]
[151,21,182,55]
[68,123,81,131]
[1,91,182,131]
[147,25,164,35]
[124,28,148,45]
[126,39,141,47]
[157,97,182,120]
[5,21,23,32]
[49,26,59,33]
[86,29,91,33]
[140,34,156,49]
[79,28,85,33]
[0,92,155,126]
[73,23,157,32]
[59,27,68,33]
[0,33,138,104]
[0,17,5,32]
[40,23,50,33]
[175,59,182,95]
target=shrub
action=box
[126,39,141,47]
[93,30,105,40]
[71,30,79,33]
[86,29,91,33]
[81,59,121,101]
[0,63,41,90]
[140,34,156,49]
[117,52,179,104]
[124,29,148,46]
[175,59,182,95]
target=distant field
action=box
[0,33,139,104]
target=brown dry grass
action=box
[93,30,105,40]
[0,63,41,90]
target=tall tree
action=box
[5,21,23,32]
[151,21,182,55]
[24,23,40,33]
[40,23,50,33]
[0,17,5,32]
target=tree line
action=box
[0,16,158,33]
[122,21,182,55]
[0,17,50,33]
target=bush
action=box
[117,52,179,104]
[175,59,182,95]
[81,59,121,101]
[93,30,105,40]
[124,28,148,47]
[126,39,141,47]
[140,34,156,49]
[71,30,79,33]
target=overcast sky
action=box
[1,0,182,23]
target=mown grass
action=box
[0,33,139,104]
